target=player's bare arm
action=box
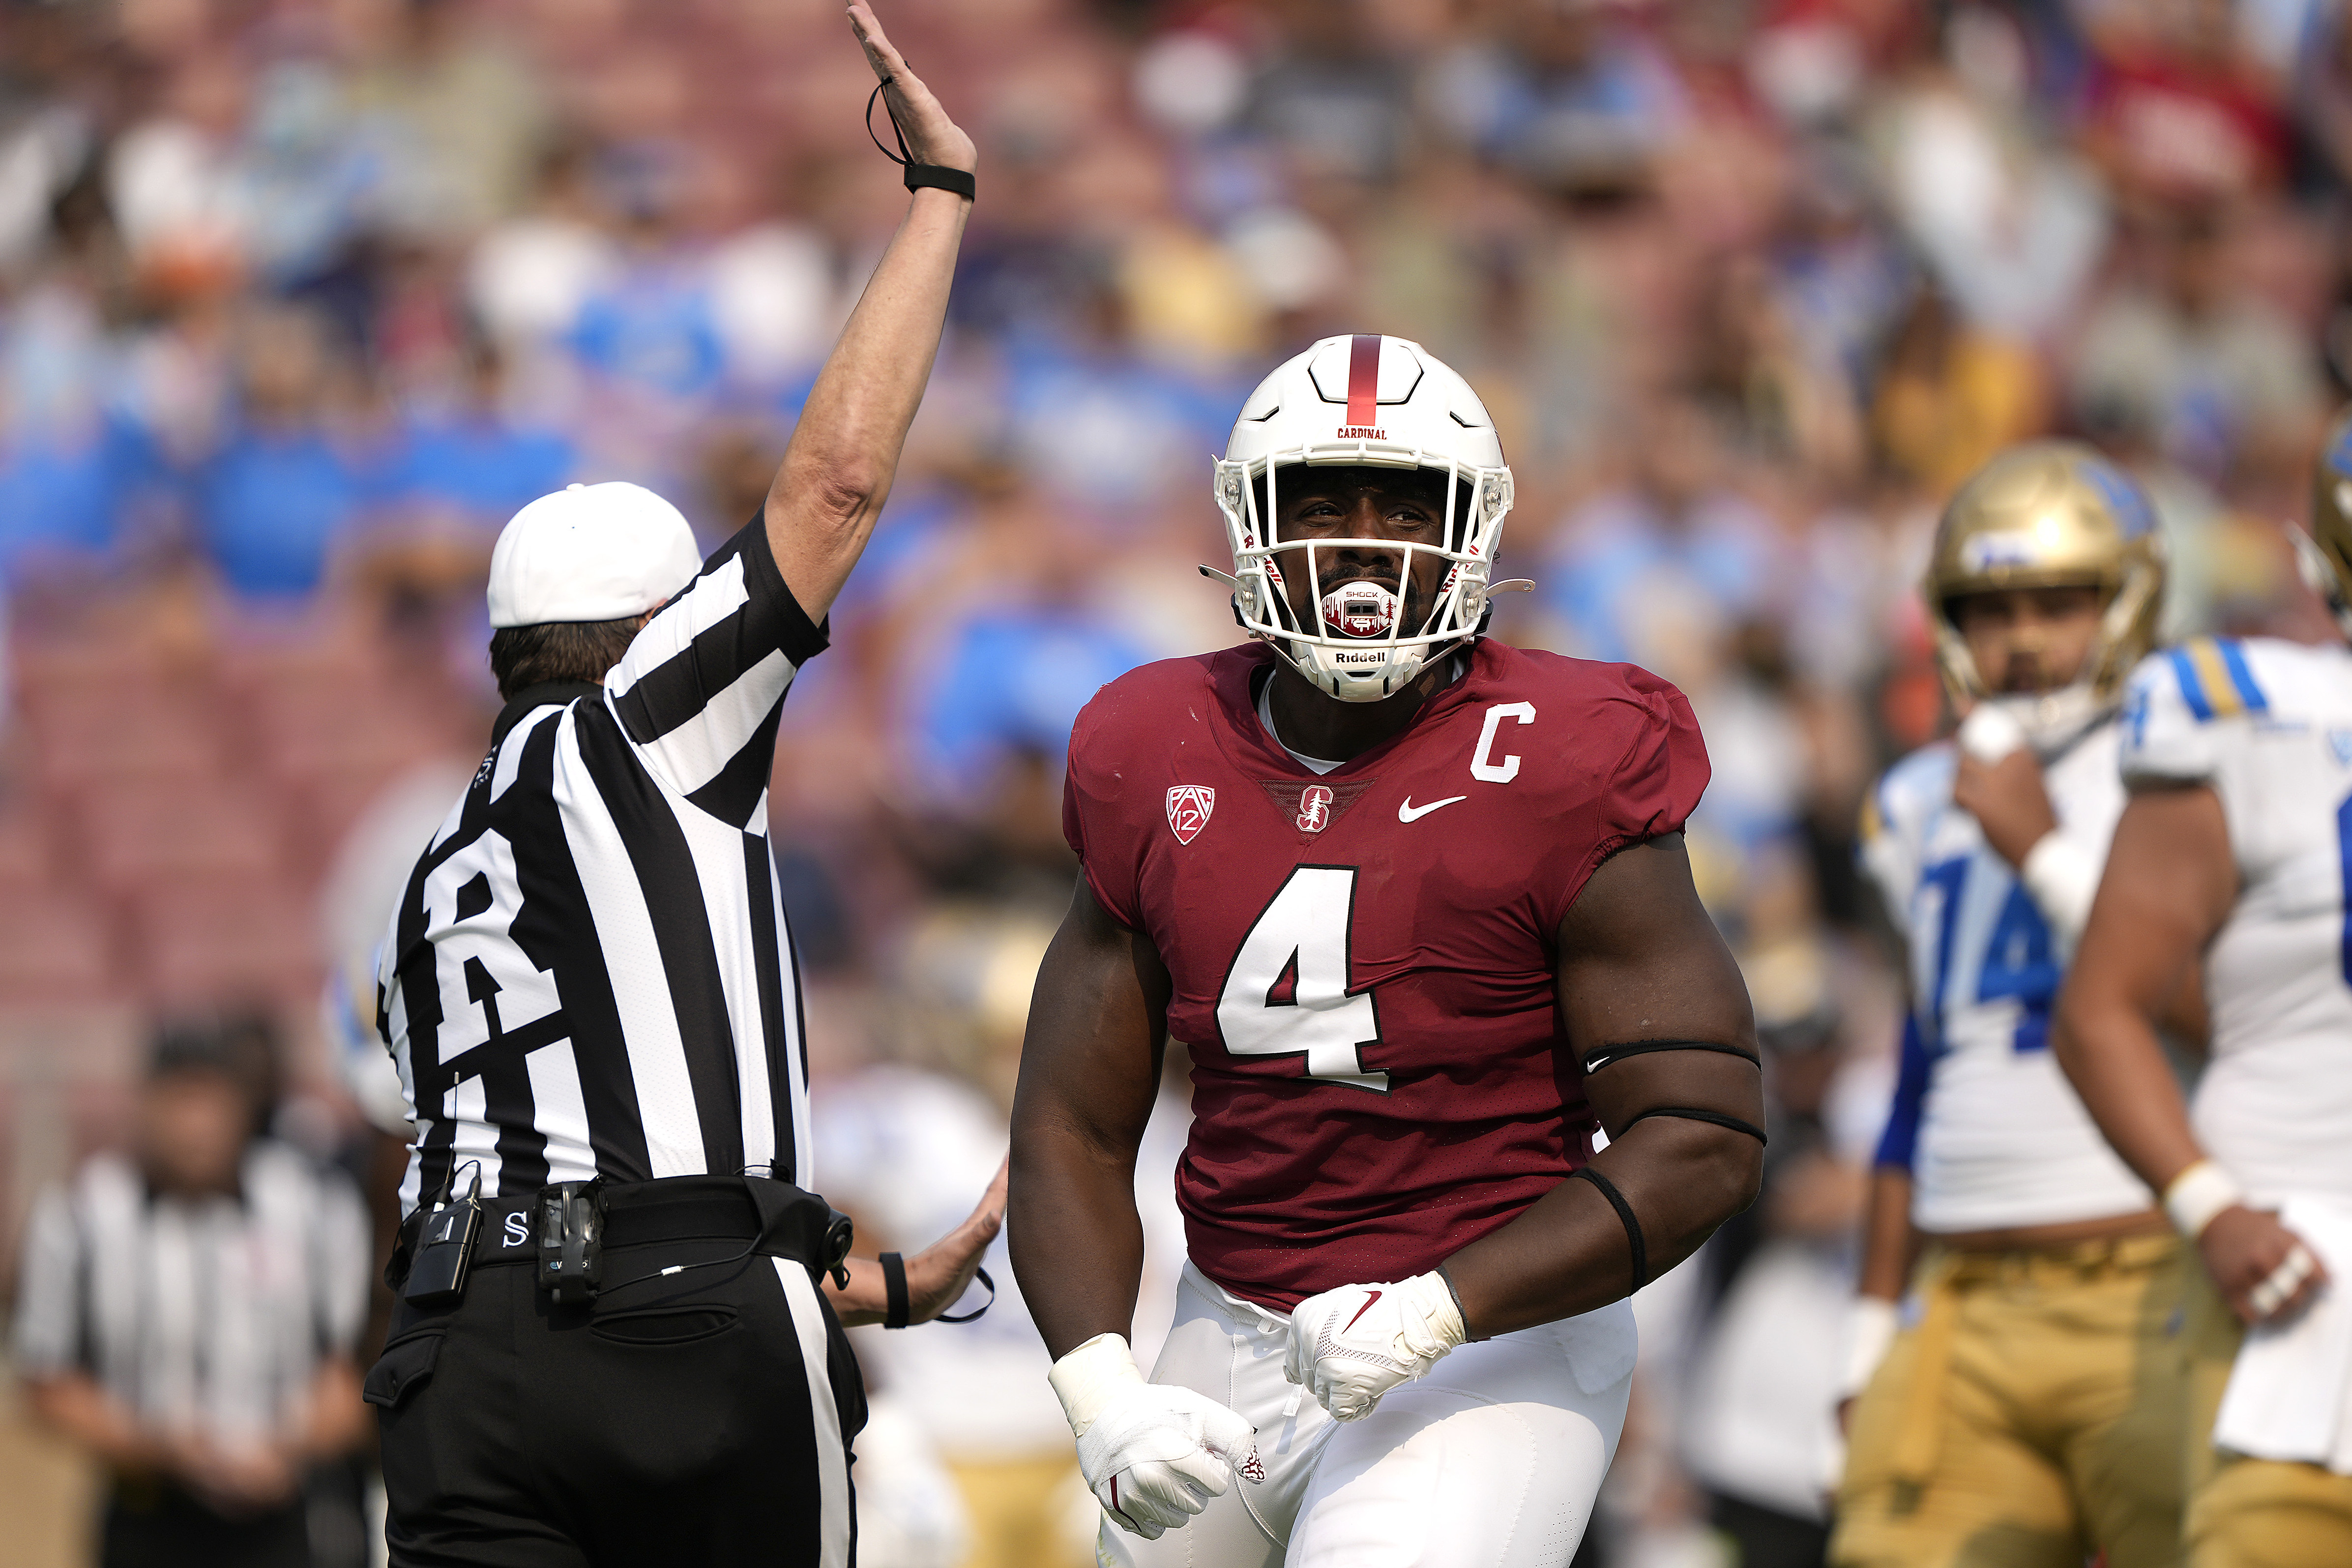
[1009,883,1257,1540]
[2053,783,2325,1323]
[1009,881,1172,1359]
[1438,833,1764,1337]
[763,3,975,621]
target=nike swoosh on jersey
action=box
[1397,796,1467,823]
[1343,1289,1384,1331]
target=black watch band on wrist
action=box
[880,1251,911,1329]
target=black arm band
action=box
[881,1252,910,1329]
[1570,1165,1647,1293]
[902,163,976,199]
[1582,1039,1760,1073]
[1622,1106,1769,1145]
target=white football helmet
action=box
[1205,334,1518,702]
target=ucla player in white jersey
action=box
[2057,411,2352,1567]
[1833,443,2188,1568]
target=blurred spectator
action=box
[464,138,616,360]
[1428,0,1691,196]
[706,158,848,394]
[385,337,574,525]
[911,548,1154,807]
[193,304,381,599]
[13,1023,372,1568]
[1872,288,2048,494]
[1540,394,1784,666]
[345,0,550,242]
[1874,10,2110,340]
[2068,204,2323,486]
[2080,0,2292,207]
[1245,0,1417,187]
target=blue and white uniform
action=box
[2120,635,2352,1206]
[1861,718,2152,1232]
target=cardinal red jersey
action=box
[1062,638,1709,1311]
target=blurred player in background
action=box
[14,1023,373,1568]
[2057,412,2352,1566]
[1008,333,1765,1567]
[1835,443,2182,1568]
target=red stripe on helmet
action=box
[1346,334,1381,428]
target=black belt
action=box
[390,1174,853,1298]
[463,1179,835,1266]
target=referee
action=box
[367,11,995,1565]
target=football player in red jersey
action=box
[1007,335,1766,1567]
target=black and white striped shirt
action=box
[377,517,826,1213]
[13,1144,371,1443]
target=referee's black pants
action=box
[370,1177,865,1567]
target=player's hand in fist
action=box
[1284,1272,1469,1421]
[1049,1333,1261,1538]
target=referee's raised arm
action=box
[368,11,997,1565]
[765,3,975,621]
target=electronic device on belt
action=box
[536,1181,604,1307]
[404,1162,484,1309]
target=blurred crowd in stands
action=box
[1,0,2347,1564]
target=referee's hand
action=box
[848,3,977,178]
[827,1158,1007,1327]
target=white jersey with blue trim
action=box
[2120,634,2352,1205]
[1860,718,2152,1231]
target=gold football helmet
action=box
[1926,441,2166,740]
[2299,406,2352,639]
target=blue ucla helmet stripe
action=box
[2215,639,2268,714]
[2077,456,2157,539]
[2168,645,2216,722]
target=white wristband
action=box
[1047,1332,1143,1438]
[1839,1296,1901,1400]
[2163,1159,2245,1241]
[2020,832,2100,950]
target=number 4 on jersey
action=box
[1216,866,1388,1092]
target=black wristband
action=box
[881,1251,910,1329]
[1570,1165,1648,1294]
[903,163,975,199]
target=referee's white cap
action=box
[488,481,704,629]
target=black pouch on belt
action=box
[404,1196,482,1309]
[745,1177,855,1287]
[535,1181,605,1307]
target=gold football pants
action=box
[2181,1265,2352,1568]
[1831,1233,2187,1568]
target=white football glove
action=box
[1049,1332,1262,1539]
[1284,1272,1468,1421]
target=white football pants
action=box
[1101,1261,1636,1568]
